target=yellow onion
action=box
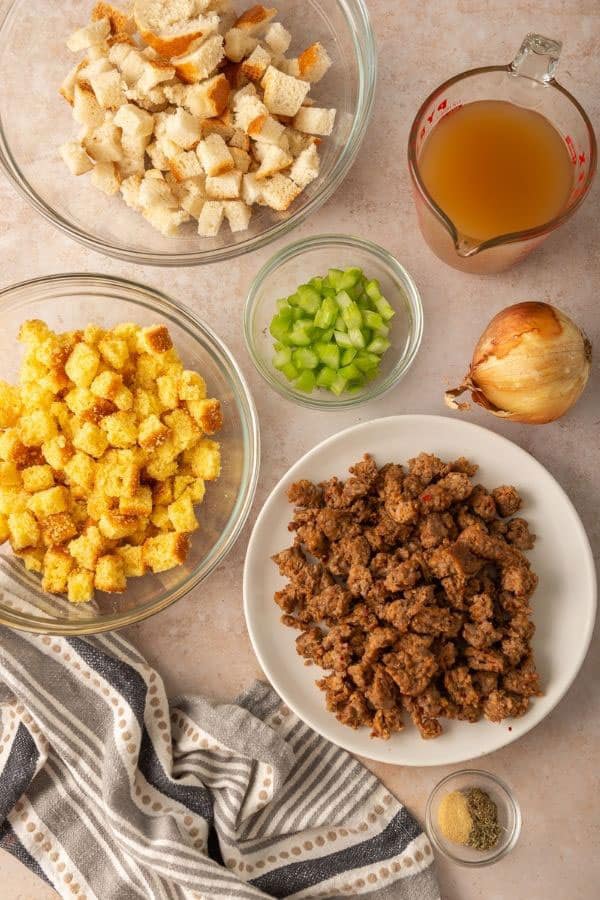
[445,301,592,424]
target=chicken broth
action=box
[418,100,574,243]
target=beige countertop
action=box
[1,0,599,897]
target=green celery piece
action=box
[297,284,321,315]
[321,327,334,343]
[346,382,365,393]
[280,361,299,381]
[295,370,316,393]
[289,321,313,346]
[327,268,345,291]
[330,374,348,396]
[363,309,384,330]
[341,347,357,366]
[335,290,353,311]
[321,285,336,299]
[292,347,319,370]
[269,315,292,345]
[277,306,294,325]
[316,366,337,388]
[310,276,324,292]
[348,327,366,349]
[338,267,363,289]
[367,335,391,354]
[276,297,291,312]
[339,362,361,381]
[355,350,380,372]
[291,307,305,322]
[346,283,364,301]
[273,341,284,352]
[365,279,382,301]
[373,322,390,338]
[315,342,340,369]
[334,330,353,348]
[374,295,395,321]
[273,348,292,369]
[314,296,338,329]
[341,301,363,330]
[287,291,301,306]
[334,315,347,333]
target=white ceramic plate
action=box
[244,415,597,766]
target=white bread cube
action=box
[127,85,169,112]
[297,42,332,83]
[286,127,318,156]
[290,143,320,188]
[118,152,146,177]
[197,201,224,237]
[241,45,271,82]
[260,173,301,211]
[87,42,110,61]
[173,34,224,83]
[138,58,176,94]
[234,5,277,34]
[133,0,219,58]
[89,67,125,109]
[278,57,300,77]
[229,129,251,151]
[120,130,151,158]
[60,142,94,176]
[143,203,189,236]
[168,150,203,181]
[229,146,251,173]
[197,133,234,176]
[254,143,293,179]
[120,173,143,209]
[261,66,309,117]
[165,109,203,150]
[108,39,136,68]
[185,74,230,118]
[223,200,252,232]
[250,114,285,145]
[92,2,135,35]
[265,22,291,55]
[114,102,155,138]
[200,118,235,142]
[82,117,123,162]
[233,92,267,132]
[241,172,263,205]
[163,82,189,106]
[180,184,206,219]
[293,106,336,136]
[67,18,111,52]
[205,170,242,199]
[60,62,86,105]
[224,28,258,63]
[146,140,170,170]
[138,170,175,207]
[73,83,104,128]
[119,49,146,86]
[91,161,121,195]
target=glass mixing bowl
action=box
[244,234,424,409]
[0,274,259,634]
[0,0,376,266]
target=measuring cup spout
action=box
[454,234,481,258]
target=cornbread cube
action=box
[8,511,40,550]
[65,343,100,388]
[90,370,123,401]
[136,353,163,388]
[100,411,137,448]
[70,500,88,528]
[151,504,170,530]
[143,532,190,573]
[41,512,78,548]
[19,410,58,447]
[18,320,50,345]
[82,325,104,346]
[0,430,23,462]
[64,452,96,493]
[86,491,114,521]
[68,569,95,603]
[95,554,126,593]
[42,436,75,470]
[18,547,44,573]
[178,371,207,401]
[163,409,200,452]
[42,548,74,594]
[0,488,28,516]
[0,514,9,544]
[119,486,152,517]
[0,461,23,488]
[107,455,141,498]
[98,512,140,540]
[187,398,223,435]
[20,357,48,386]
[65,387,94,416]
[139,325,173,355]
[184,439,221,480]
[28,486,70,519]
[0,380,22,427]
[157,374,180,410]
[50,402,73,437]
[168,493,199,533]
[69,525,106,570]
[153,479,174,506]
[98,337,129,370]
[134,388,162,419]
[116,543,146,577]
[114,386,134,411]
[188,477,206,503]
[73,422,109,459]
[21,465,54,493]
[138,414,170,450]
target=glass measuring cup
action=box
[408,34,596,274]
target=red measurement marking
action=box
[420,126,426,140]
[579,152,586,165]
[565,135,577,163]
[578,171,585,183]
[437,99,447,111]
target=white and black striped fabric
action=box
[0,627,439,900]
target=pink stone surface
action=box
[1,0,599,897]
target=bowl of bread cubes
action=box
[0,0,376,265]
[0,273,259,634]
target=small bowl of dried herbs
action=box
[425,770,521,867]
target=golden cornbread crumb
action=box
[0,320,221,602]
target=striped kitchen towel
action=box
[0,626,438,900]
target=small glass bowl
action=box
[0,273,260,635]
[243,234,424,410]
[426,769,521,867]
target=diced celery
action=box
[367,335,391,354]
[276,297,291,312]
[289,321,314,346]
[314,296,338,329]
[338,267,363,289]
[373,295,395,321]
[334,330,353,348]
[365,279,382,301]
[321,328,334,343]
[373,322,390,338]
[327,268,345,291]
[280,362,299,381]
[310,276,324,292]
[339,362,361,381]
[273,341,284,351]
[315,342,340,369]
[292,307,305,322]
[341,347,357,365]
[295,370,316,393]
[297,284,321,315]
[330,374,348,396]
[269,315,292,345]
[341,301,363,330]
[355,350,380,372]
[334,315,347,333]
[321,285,336,299]
[346,283,364,301]
[316,366,337,388]
[287,291,301,306]
[348,327,366,349]
[292,347,319,370]
[363,310,384,330]
[273,348,292,369]
[335,290,353,311]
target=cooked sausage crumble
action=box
[272,453,542,740]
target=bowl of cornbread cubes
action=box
[0,274,259,634]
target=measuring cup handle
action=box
[510,33,562,84]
